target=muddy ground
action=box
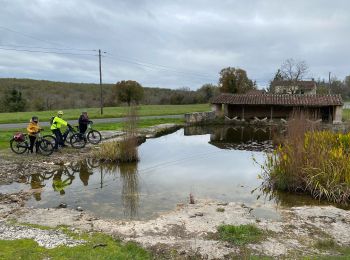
[1,123,350,259]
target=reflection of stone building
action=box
[271,80,317,95]
[184,125,275,152]
[211,93,343,123]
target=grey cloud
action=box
[0,0,349,89]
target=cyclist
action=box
[26,116,41,153]
[78,111,91,134]
[51,111,71,150]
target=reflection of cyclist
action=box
[51,111,71,150]
[52,169,74,195]
[79,160,93,186]
[27,116,42,153]
[30,173,45,201]
[78,111,91,134]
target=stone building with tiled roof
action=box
[211,93,343,124]
[271,80,317,95]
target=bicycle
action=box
[10,131,54,156]
[70,122,102,149]
[44,125,78,149]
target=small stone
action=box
[58,203,67,208]
[76,206,84,212]
[195,212,203,217]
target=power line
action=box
[107,52,215,78]
[0,25,69,47]
[104,54,215,81]
[0,47,97,57]
[0,44,96,52]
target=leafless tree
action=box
[280,58,309,82]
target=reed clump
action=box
[94,106,139,163]
[263,112,350,204]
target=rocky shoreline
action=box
[1,192,350,258]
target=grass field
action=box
[0,104,209,124]
[342,109,350,121]
[0,118,184,150]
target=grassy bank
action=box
[0,229,151,260]
[0,118,184,150]
[342,108,350,121]
[0,104,209,124]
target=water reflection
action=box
[26,159,140,219]
[16,127,345,220]
[185,125,279,151]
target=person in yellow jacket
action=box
[50,111,71,150]
[27,116,42,153]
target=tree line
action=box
[1,60,348,112]
[0,78,219,112]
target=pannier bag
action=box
[13,133,25,142]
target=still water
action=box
[5,126,337,220]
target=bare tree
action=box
[280,58,309,82]
[275,58,310,94]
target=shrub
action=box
[94,106,139,163]
[263,113,350,204]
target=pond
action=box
[2,126,342,220]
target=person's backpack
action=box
[49,116,55,126]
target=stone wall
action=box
[185,111,216,124]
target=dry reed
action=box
[263,111,350,204]
[94,106,139,163]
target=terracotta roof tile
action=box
[211,94,343,107]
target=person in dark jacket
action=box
[78,111,91,134]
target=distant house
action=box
[211,93,343,124]
[271,80,317,95]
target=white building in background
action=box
[271,80,317,95]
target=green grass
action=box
[0,104,209,124]
[217,224,263,245]
[0,118,184,150]
[342,109,350,121]
[0,231,151,260]
[314,239,337,250]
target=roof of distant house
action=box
[211,93,343,107]
[245,89,266,95]
[271,80,316,90]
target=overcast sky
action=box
[0,0,349,89]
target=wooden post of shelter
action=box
[270,106,273,122]
[241,106,245,121]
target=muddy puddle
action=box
[2,126,346,220]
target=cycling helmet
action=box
[57,111,64,116]
[32,116,38,123]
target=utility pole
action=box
[328,72,331,94]
[99,49,103,115]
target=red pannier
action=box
[13,133,25,142]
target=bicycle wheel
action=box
[65,132,74,145]
[10,138,28,154]
[86,158,100,168]
[70,133,86,149]
[87,130,102,144]
[42,135,57,148]
[39,139,54,156]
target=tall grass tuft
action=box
[94,106,139,163]
[263,111,350,204]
